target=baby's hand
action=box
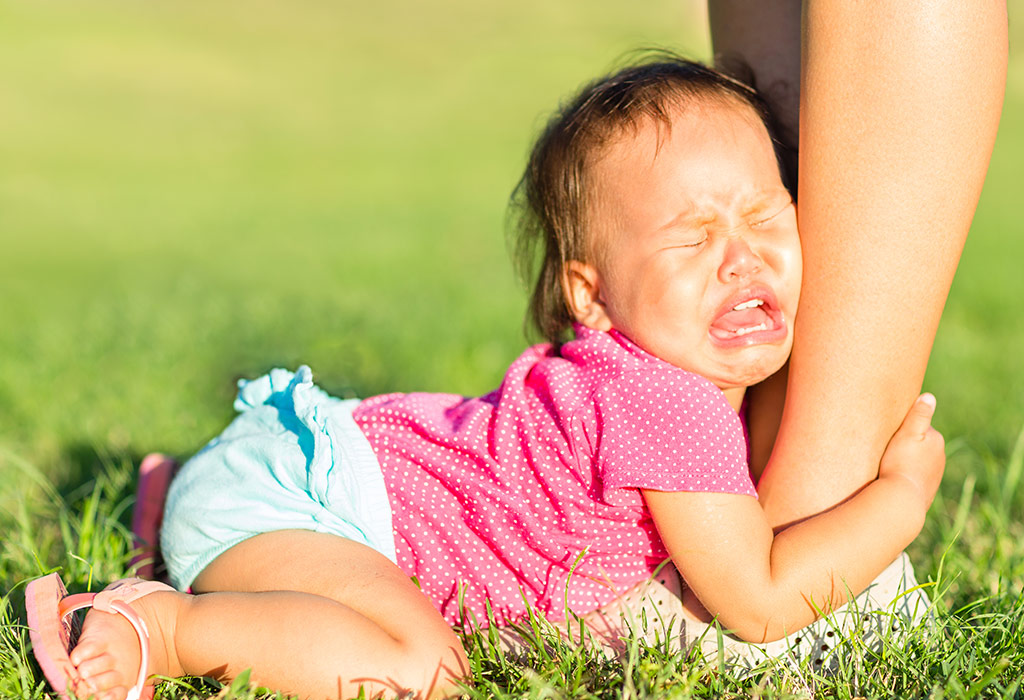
[878,393,946,511]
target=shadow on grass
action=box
[53,443,148,509]
[0,442,158,592]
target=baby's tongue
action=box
[710,306,770,336]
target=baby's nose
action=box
[718,237,763,282]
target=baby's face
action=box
[569,100,801,404]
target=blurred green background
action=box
[1,0,1021,503]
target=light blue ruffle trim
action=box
[162,366,396,590]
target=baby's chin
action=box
[713,351,790,391]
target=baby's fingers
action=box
[898,393,937,440]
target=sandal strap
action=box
[106,599,152,700]
[94,578,175,610]
[57,578,174,700]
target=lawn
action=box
[1,0,1023,697]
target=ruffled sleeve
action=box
[592,368,756,505]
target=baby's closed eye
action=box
[658,227,708,251]
[749,201,795,229]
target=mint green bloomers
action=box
[161,366,396,591]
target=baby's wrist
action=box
[876,472,930,525]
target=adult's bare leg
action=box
[709,1,1008,527]
[708,0,801,185]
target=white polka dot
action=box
[351,326,753,627]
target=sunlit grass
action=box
[2,448,1023,698]
[2,0,1023,697]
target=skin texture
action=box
[708,1,801,184]
[565,101,944,642]
[709,1,1008,527]
[62,91,940,697]
[646,392,943,641]
[563,101,801,411]
[68,531,469,700]
[53,4,1009,693]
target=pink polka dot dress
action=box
[352,326,756,628]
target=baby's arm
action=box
[644,394,944,643]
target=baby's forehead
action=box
[582,96,787,236]
[589,96,770,172]
[613,94,764,143]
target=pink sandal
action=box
[130,454,178,581]
[25,572,174,700]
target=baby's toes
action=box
[73,667,129,700]
[71,655,124,696]
[69,638,105,667]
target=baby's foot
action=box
[68,590,183,700]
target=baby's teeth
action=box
[734,322,769,336]
[733,299,764,311]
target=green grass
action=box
[2,0,1023,697]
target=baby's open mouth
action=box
[709,291,787,346]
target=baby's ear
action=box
[562,261,613,331]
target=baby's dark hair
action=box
[509,51,789,346]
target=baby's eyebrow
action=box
[657,215,711,235]
[742,189,792,213]
[659,190,790,230]
[657,203,710,231]
[731,196,790,224]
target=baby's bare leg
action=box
[72,530,468,700]
[189,529,468,698]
